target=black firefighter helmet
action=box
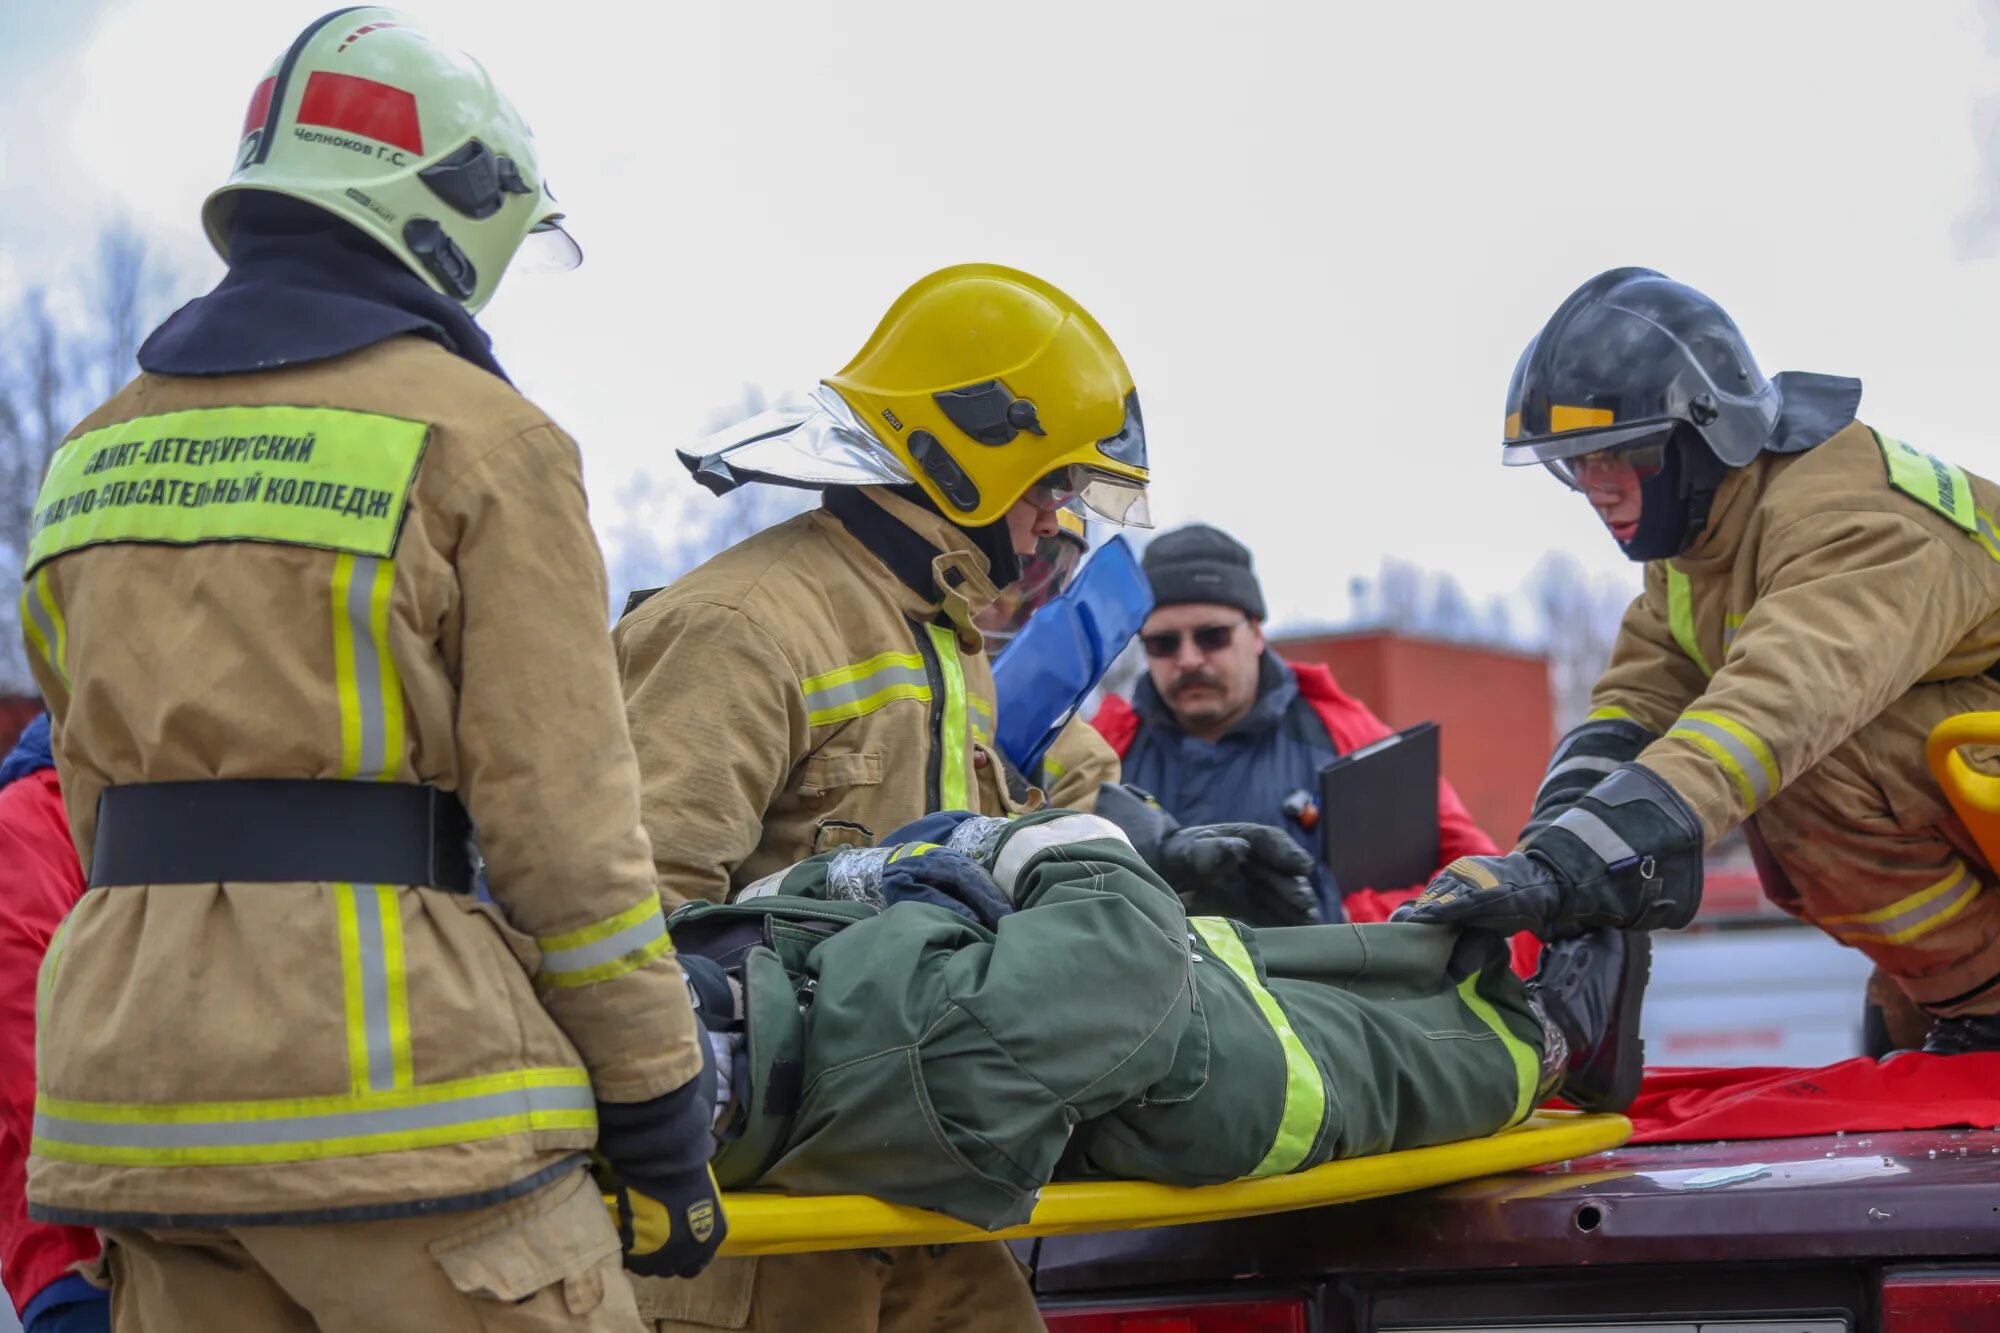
[1501,267,1855,561]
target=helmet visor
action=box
[1501,417,1676,469]
[1070,467,1152,528]
[1537,430,1674,495]
[514,216,583,274]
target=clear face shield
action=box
[1024,465,1152,528]
[976,529,1088,646]
[513,214,583,274]
[1501,420,1675,495]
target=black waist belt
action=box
[91,780,474,893]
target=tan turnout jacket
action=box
[20,336,702,1224]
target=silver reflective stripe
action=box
[1671,715,1774,806]
[539,912,667,978]
[354,885,396,1092]
[992,814,1130,900]
[1550,808,1638,865]
[345,556,391,779]
[35,1082,595,1150]
[1536,754,1618,798]
[803,663,930,715]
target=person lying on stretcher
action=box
[657,807,1645,1233]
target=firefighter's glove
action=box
[1518,717,1658,845]
[1093,783,1318,925]
[824,820,1016,930]
[593,1044,728,1278]
[1396,762,1704,938]
[878,842,1013,930]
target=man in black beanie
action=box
[1090,525,1499,922]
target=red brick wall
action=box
[0,697,38,754]
[1269,632,1552,846]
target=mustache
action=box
[1169,670,1223,695]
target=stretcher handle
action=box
[1928,711,2000,871]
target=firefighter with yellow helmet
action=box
[21,10,720,1330]
[615,264,1151,1330]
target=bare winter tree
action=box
[600,384,816,618]
[0,226,184,694]
[1526,549,1640,738]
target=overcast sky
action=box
[9,0,2000,626]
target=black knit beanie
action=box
[1140,524,1266,619]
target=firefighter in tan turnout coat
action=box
[614,264,1155,1331]
[1404,267,2000,1056]
[19,11,723,1331]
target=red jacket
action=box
[0,768,98,1313]
[1091,660,1538,971]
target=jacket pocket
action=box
[428,1168,626,1319]
[798,748,883,800]
[629,1256,757,1328]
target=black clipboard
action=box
[1318,721,1440,895]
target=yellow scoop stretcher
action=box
[716,1110,1631,1256]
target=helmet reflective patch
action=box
[297,71,424,157]
[241,77,277,138]
[1550,404,1614,434]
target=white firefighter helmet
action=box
[204,7,577,314]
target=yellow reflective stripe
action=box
[969,694,995,746]
[1549,405,1615,433]
[1665,564,1713,678]
[1976,509,2000,564]
[1455,973,1538,1128]
[336,883,414,1095]
[888,841,941,862]
[927,623,971,811]
[1041,755,1068,783]
[802,651,932,727]
[1585,706,1633,722]
[537,896,673,989]
[25,405,429,575]
[32,1068,594,1168]
[1823,862,1983,946]
[802,650,927,696]
[334,883,371,1096]
[332,555,402,782]
[1722,612,1744,651]
[1667,710,1780,811]
[1877,432,1977,533]
[367,558,404,778]
[20,571,70,688]
[1191,917,1325,1177]
[36,914,73,1054]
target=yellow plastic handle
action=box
[1928,711,2000,871]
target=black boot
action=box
[1920,1013,2000,1055]
[1529,928,1652,1113]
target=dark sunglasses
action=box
[1140,620,1246,658]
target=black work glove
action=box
[1395,761,1703,938]
[1094,783,1320,925]
[1161,823,1318,925]
[592,1042,728,1278]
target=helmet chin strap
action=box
[1615,425,1729,562]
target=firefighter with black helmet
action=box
[1403,266,2000,1055]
